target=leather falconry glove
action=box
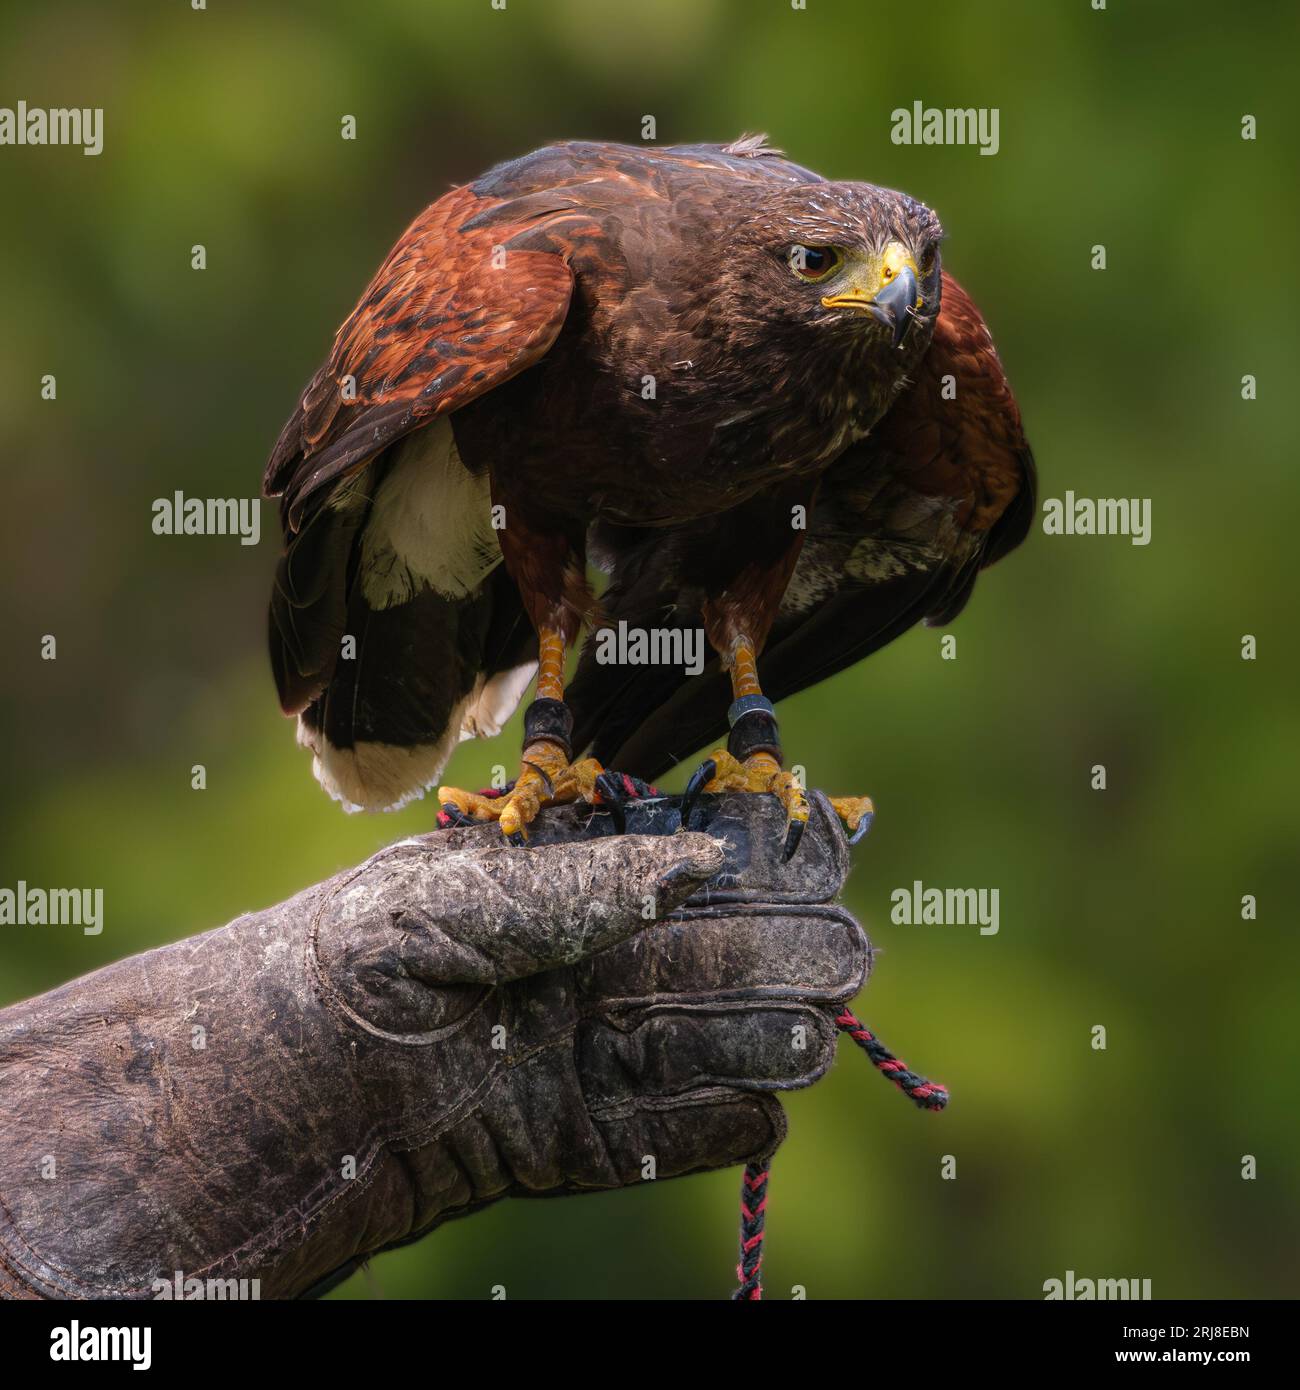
[0,792,869,1300]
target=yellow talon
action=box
[436,786,505,822]
[828,795,874,835]
[698,748,810,826]
[440,745,606,840]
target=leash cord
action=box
[733,1010,948,1301]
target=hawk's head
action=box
[726,181,943,355]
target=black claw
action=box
[847,811,875,846]
[505,829,527,848]
[519,759,555,800]
[679,758,717,830]
[439,802,476,829]
[596,777,627,834]
[782,817,807,863]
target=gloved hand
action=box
[0,793,869,1300]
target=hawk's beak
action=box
[821,263,920,349]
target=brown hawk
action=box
[264,136,1034,856]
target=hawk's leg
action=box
[679,636,813,860]
[438,626,606,841]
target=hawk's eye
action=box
[787,244,842,282]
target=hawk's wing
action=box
[265,183,577,532]
[568,271,1036,780]
[265,183,579,723]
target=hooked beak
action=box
[821,263,921,349]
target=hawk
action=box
[264,136,1035,855]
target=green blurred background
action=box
[1,0,1296,1299]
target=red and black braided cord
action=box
[733,1011,948,1301]
[733,1163,770,1300]
[832,1007,950,1111]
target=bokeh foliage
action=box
[1,0,1296,1299]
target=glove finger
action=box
[590,1088,786,1182]
[324,833,725,984]
[579,1003,840,1107]
[577,906,870,1007]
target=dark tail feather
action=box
[269,504,363,716]
[299,583,496,812]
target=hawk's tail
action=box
[271,506,535,813]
